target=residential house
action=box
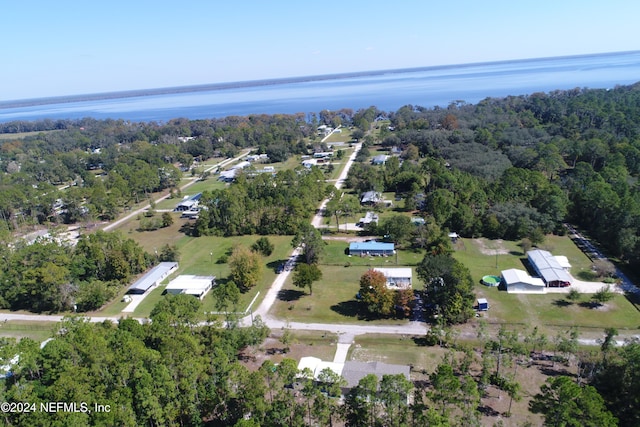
[360,191,382,205]
[349,241,395,256]
[373,268,412,290]
[527,249,572,287]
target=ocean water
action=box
[1,51,639,123]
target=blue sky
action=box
[2,0,638,101]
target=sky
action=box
[1,0,639,101]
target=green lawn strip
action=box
[541,234,599,281]
[132,284,168,317]
[272,264,410,325]
[96,297,129,317]
[115,213,189,253]
[0,321,57,342]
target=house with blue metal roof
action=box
[349,241,395,256]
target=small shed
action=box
[476,298,489,311]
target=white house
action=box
[358,211,379,226]
[360,191,382,205]
[501,268,547,294]
[164,275,215,299]
[373,268,412,290]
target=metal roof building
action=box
[349,241,395,256]
[527,249,572,287]
[127,262,178,294]
[164,275,214,300]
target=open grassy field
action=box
[454,237,640,333]
[272,264,411,325]
[323,128,353,143]
[0,130,60,140]
[350,334,448,368]
[114,211,190,253]
[0,321,57,342]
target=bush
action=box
[251,237,274,256]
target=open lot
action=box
[271,264,412,324]
[127,234,296,318]
[0,321,56,342]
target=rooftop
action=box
[128,262,178,293]
[349,241,395,252]
[527,250,572,284]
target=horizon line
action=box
[2,49,639,109]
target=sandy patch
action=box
[474,238,510,255]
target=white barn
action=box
[164,275,215,299]
[501,268,547,294]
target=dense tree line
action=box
[194,168,328,237]
[0,231,150,313]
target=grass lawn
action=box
[0,321,57,342]
[132,284,169,317]
[272,264,411,325]
[114,212,190,253]
[126,234,294,318]
[127,234,297,318]
[323,128,353,143]
[349,334,449,369]
[454,237,640,333]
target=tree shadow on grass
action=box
[277,289,305,302]
[179,222,194,236]
[579,301,598,309]
[553,299,573,307]
[330,300,377,320]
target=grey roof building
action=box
[360,191,382,205]
[527,249,572,287]
[127,262,178,294]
